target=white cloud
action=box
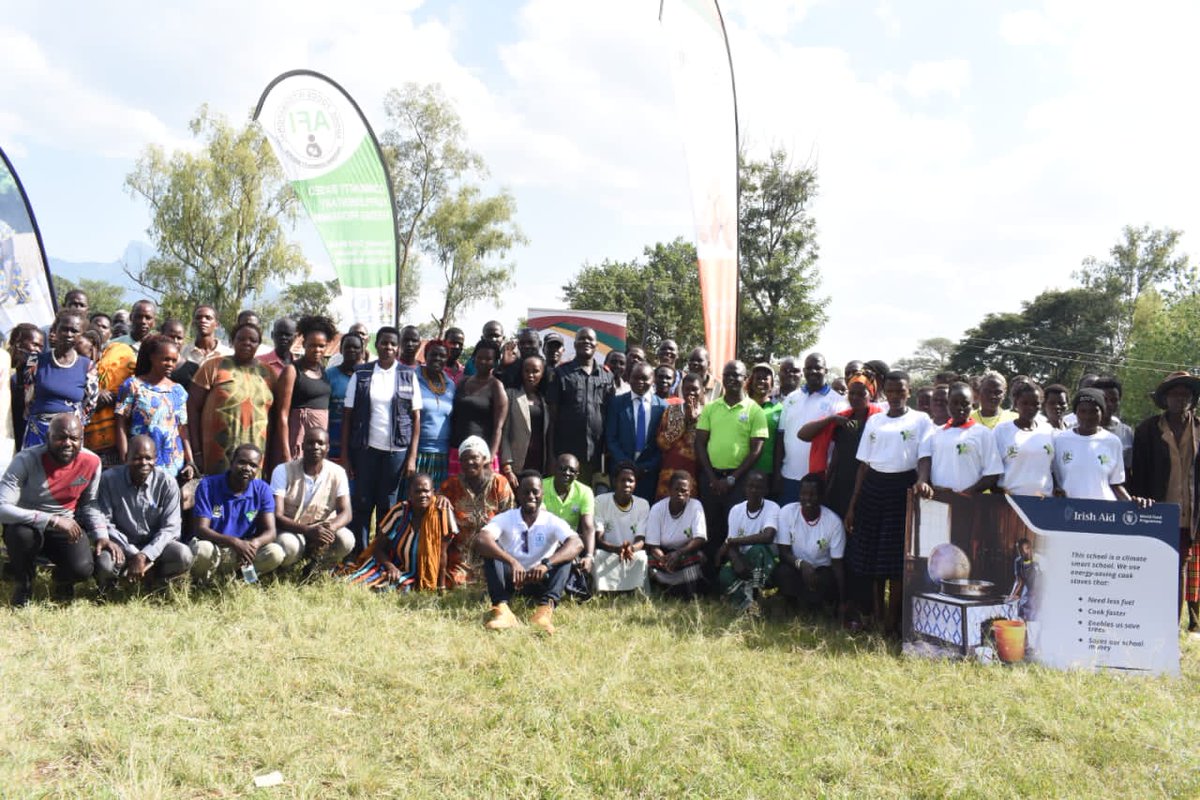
[0,26,182,158]
[896,59,972,100]
[999,9,1062,46]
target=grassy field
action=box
[0,579,1197,799]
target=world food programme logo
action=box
[1122,510,1138,526]
[272,88,344,170]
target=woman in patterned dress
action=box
[187,322,277,475]
[439,436,515,587]
[115,334,195,479]
[654,373,706,500]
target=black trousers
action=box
[3,523,94,586]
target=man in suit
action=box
[605,362,666,501]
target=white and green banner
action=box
[254,70,398,329]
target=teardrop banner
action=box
[0,146,56,337]
[660,0,740,367]
[254,70,400,329]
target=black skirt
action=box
[848,468,915,579]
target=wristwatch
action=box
[539,558,551,570]
[725,475,736,487]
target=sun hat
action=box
[1152,370,1200,410]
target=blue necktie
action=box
[635,398,647,454]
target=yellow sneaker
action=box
[484,602,520,631]
[530,603,555,635]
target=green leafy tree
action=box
[738,150,826,360]
[124,105,309,331]
[425,185,525,334]
[381,83,485,319]
[279,279,341,319]
[894,337,956,386]
[562,238,705,351]
[1119,290,1200,424]
[49,277,130,318]
[947,288,1120,386]
[1074,225,1194,357]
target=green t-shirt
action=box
[697,395,770,471]
[542,478,595,531]
[754,400,783,475]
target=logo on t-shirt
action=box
[1005,445,1019,460]
[900,430,914,442]
[955,443,971,455]
[1043,443,1054,456]
[212,506,224,520]
[1062,451,1074,464]
[532,531,545,548]
[738,412,749,423]
[1097,454,1111,466]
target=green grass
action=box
[1,580,1197,799]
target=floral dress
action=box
[115,375,189,476]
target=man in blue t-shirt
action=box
[190,443,284,581]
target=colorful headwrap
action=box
[847,371,876,398]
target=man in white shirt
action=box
[772,473,846,616]
[270,427,354,575]
[475,471,584,634]
[592,462,650,592]
[775,353,847,505]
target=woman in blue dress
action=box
[115,334,196,479]
[20,311,97,449]
[413,338,456,489]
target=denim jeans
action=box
[350,447,409,554]
[483,558,572,606]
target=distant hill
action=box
[47,241,155,302]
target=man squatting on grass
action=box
[474,470,583,635]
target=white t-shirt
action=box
[645,497,707,550]
[777,385,848,480]
[481,506,576,569]
[856,409,935,473]
[726,499,780,554]
[775,503,845,567]
[342,363,423,452]
[917,422,1003,492]
[1052,429,1126,501]
[994,420,1056,496]
[594,493,651,546]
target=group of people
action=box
[2,289,1198,637]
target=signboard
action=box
[527,308,628,366]
[903,490,1179,676]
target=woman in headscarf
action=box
[439,435,516,587]
[340,474,457,591]
[654,373,706,500]
[797,371,883,519]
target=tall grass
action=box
[0,580,1196,798]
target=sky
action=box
[2,0,1199,371]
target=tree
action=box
[49,276,129,318]
[562,238,705,351]
[381,83,485,319]
[738,150,827,360]
[124,105,309,331]
[894,337,956,386]
[425,185,525,334]
[947,287,1121,387]
[1119,289,1200,424]
[279,279,341,319]
[1074,224,1194,357]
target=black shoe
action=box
[50,582,75,603]
[10,583,32,608]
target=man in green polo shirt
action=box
[695,360,768,579]
[543,453,597,576]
